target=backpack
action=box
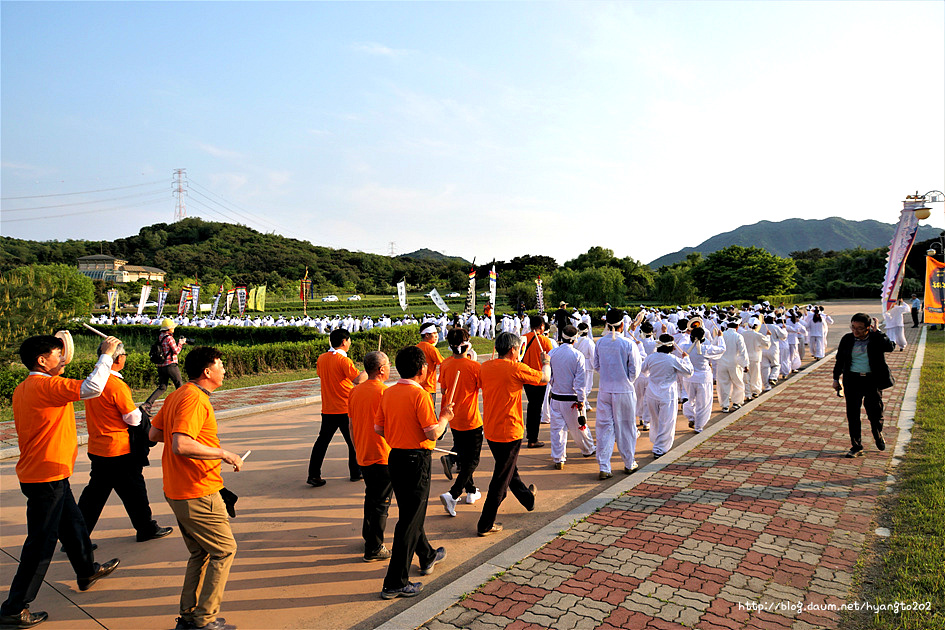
[149,338,167,364]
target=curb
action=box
[377,351,842,630]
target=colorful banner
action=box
[107,289,119,318]
[225,289,235,314]
[464,266,476,314]
[136,283,151,316]
[488,265,497,328]
[536,276,545,315]
[236,286,247,316]
[300,268,311,302]
[924,255,945,325]
[156,287,169,318]
[178,286,191,315]
[428,288,450,313]
[210,287,224,318]
[881,202,921,311]
[397,279,407,312]
[190,284,200,315]
[256,285,267,313]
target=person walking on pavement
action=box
[347,351,393,562]
[77,340,173,544]
[438,328,484,517]
[593,310,644,479]
[832,313,895,458]
[375,347,453,599]
[521,316,552,449]
[308,329,367,487]
[641,335,694,458]
[910,294,922,327]
[476,332,549,536]
[143,318,187,412]
[547,325,596,471]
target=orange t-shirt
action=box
[317,350,361,414]
[417,341,444,393]
[152,383,224,500]
[348,379,390,466]
[85,373,136,457]
[13,374,82,483]
[480,358,544,443]
[521,331,552,371]
[375,381,438,450]
[438,356,482,431]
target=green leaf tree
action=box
[692,245,797,301]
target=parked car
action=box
[446,292,460,298]
[321,295,339,302]
[144,301,158,307]
[347,295,362,301]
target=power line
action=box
[187,178,293,234]
[0,179,167,201]
[2,196,170,223]
[2,188,169,212]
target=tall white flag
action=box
[136,283,152,316]
[428,288,450,313]
[397,280,408,311]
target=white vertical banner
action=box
[882,203,921,312]
[136,283,152,315]
[428,288,450,313]
[397,279,408,312]
[489,265,497,326]
[190,284,201,315]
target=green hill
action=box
[399,248,470,265]
[649,217,944,268]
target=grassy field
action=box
[846,328,944,629]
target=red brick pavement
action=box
[425,327,921,630]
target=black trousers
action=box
[1,479,96,615]
[145,363,183,406]
[477,439,535,534]
[911,307,919,327]
[522,384,546,444]
[361,463,392,555]
[77,453,156,536]
[384,449,437,590]
[843,372,885,449]
[446,427,483,499]
[308,413,360,479]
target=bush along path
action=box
[420,326,925,630]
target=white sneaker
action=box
[440,492,458,516]
[465,489,481,504]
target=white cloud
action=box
[197,143,244,160]
[351,42,409,58]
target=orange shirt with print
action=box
[375,382,437,450]
[317,350,361,414]
[85,373,136,457]
[521,331,552,371]
[348,379,390,466]
[480,358,544,443]
[416,341,444,393]
[152,383,223,500]
[13,375,82,483]
[438,356,482,431]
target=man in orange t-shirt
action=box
[348,351,393,562]
[375,346,453,600]
[1,334,123,629]
[521,315,553,448]
[309,329,367,487]
[437,328,483,517]
[77,340,173,544]
[150,346,243,630]
[416,322,444,404]
[476,331,550,537]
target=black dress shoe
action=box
[0,608,48,628]
[875,432,886,451]
[306,477,326,487]
[77,558,119,591]
[194,618,235,630]
[440,455,453,480]
[136,525,173,542]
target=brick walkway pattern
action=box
[424,327,919,630]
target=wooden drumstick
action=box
[447,371,461,406]
[82,323,108,338]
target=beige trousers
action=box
[167,491,237,627]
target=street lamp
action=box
[906,190,945,220]
[928,231,945,259]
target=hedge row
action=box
[1,325,423,405]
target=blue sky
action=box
[2,1,943,265]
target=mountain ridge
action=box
[649,217,944,268]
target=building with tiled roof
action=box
[77,255,166,283]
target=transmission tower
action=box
[173,168,188,221]
[388,241,397,257]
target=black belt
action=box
[550,393,579,402]
[848,372,871,377]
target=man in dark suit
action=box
[832,312,895,458]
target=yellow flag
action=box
[247,287,257,312]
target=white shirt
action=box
[593,332,642,394]
[549,344,587,403]
[641,352,694,397]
